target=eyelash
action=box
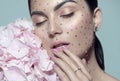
[61,12,74,18]
[35,12,74,26]
[35,20,47,27]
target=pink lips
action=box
[51,41,69,52]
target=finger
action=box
[53,65,70,81]
[81,58,91,73]
[54,52,86,80]
[51,56,79,81]
[53,51,86,80]
[63,49,92,80]
[52,51,78,73]
[75,68,90,81]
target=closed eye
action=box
[35,20,47,27]
[61,12,74,18]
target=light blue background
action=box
[0,0,120,80]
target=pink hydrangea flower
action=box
[0,18,60,81]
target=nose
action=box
[48,19,62,38]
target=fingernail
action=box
[53,64,57,68]
[62,46,68,50]
[52,49,58,54]
[82,58,87,64]
[50,55,56,60]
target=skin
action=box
[30,0,119,81]
[31,0,94,57]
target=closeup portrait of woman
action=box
[0,0,120,81]
[28,0,119,81]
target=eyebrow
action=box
[31,0,77,17]
[54,0,77,11]
[31,11,47,18]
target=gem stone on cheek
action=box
[55,38,58,41]
[43,9,46,11]
[75,35,77,37]
[70,29,73,31]
[82,6,85,9]
[60,23,63,26]
[81,14,84,17]
[75,27,78,30]
[71,43,74,46]
[41,29,44,32]
[39,3,41,6]
[66,32,69,34]
[78,43,81,46]
[80,31,82,34]
[47,3,49,5]
[81,25,83,29]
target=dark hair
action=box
[28,0,105,70]
[28,0,31,15]
[85,0,105,70]
[28,0,98,14]
[94,35,105,70]
[85,0,98,12]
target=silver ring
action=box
[74,67,81,73]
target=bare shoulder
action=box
[105,73,120,81]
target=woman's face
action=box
[31,0,96,57]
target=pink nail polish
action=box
[82,58,87,64]
[50,55,56,60]
[53,64,57,68]
[62,46,67,49]
[52,49,58,54]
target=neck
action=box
[86,46,105,81]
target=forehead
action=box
[31,0,87,10]
[31,0,62,9]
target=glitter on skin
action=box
[31,0,95,57]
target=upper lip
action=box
[50,41,70,49]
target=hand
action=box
[51,49,92,81]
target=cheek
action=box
[79,21,93,46]
[34,28,48,44]
[72,25,93,45]
[63,15,94,55]
[34,28,50,51]
[68,15,93,40]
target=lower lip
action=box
[52,45,69,52]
